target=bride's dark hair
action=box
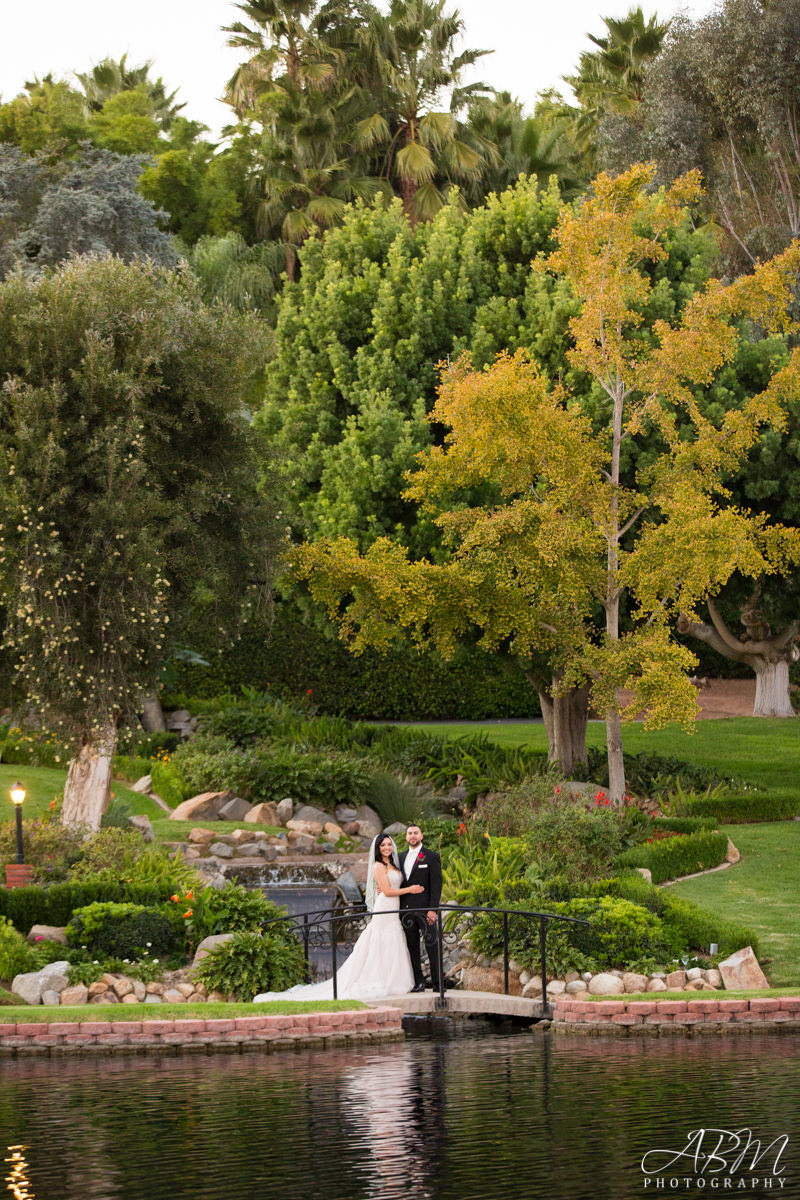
[373,833,398,865]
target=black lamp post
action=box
[10,782,26,864]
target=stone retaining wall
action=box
[0,1006,404,1057]
[552,994,800,1035]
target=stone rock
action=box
[686,967,703,981]
[725,838,740,865]
[129,814,154,842]
[60,984,89,1006]
[132,980,147,1001]
[546,980,566,995]
[275,798,294,823]
[287,818,324,836]
[88,981,109,999]
[324,821,344,837]
[564,971,581,983]
[566,980,589,995]
[218,796,253,822]
[235,842,264,857]
[146,982,165,996]
[334,805,358,823]
[184,847,202,860]
[383,822,407,836]
[209,842,234,858]
[41,989,61,1006]
[192,933,236,967]
[703,969,722,988]
[121,993,140,1004]
[227,829,253,844]
[91,991,117,1003]
[189,827,216,845]
[144,994,163,1003]
[636,867,653,884]
[112,977,134,999]
[522,978,545,998]
[293,805,331,826]
[666,970,687,990]
[588,973,624,996]
[27,924,67,946]
[170,790,234,821]
[11,961,71,1006]
[290,833,317,853]
[718,946,768,990]
[245,802,279,825]
[176,983,194,998]
[461,966,522,996]
[354,805,382,838]
[335,870,363,906]
[646,978,668,992]
[519,971,531,987]
[622,972,649,994]
[162,988,186,1003]
[342,821,360,836]
[207,990,227,1003]
[130,775,153,794]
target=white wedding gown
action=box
[253,866,415,1002]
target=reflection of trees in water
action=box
[0,1034,797,1199]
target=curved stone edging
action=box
[551,994,800,1036]
[0,1006,404,1057]
[658,836,740,888]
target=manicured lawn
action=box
[0,1000,367,1021]
[669,822,800,988]
[0,764,145,821]
[152,818,283,844]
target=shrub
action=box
[0,724,71,767]
[0,816,86,883]
[100,798,136,829]
[671,791,800,823]
[360,772,427,827]
[112,755,154,783]
[0,915,38,981]
[558,896,685,967]
[499,801,648,884]
[615,829,729,884]
[190,885,288,941]
[0,880,177,933]
[65,901,182,960]
[194,929,306,999]
[69,827,144,880]
[149,759,192,808]
[123,846,202,892]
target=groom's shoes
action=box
[411,983,426,993]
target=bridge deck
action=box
[371,989,547,1019]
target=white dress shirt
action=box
[404,845,420,878]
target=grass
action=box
[152,818,284,844]
[585,986,800,1002]
[0,764,144,820]
[0,999,367,1022]
[669,822,800,987]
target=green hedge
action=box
[615,829,729,885]
[671,791,800,823]
[170,603,540,721]
[592,872,761,959]
[0,881,177,934]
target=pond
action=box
[1,1022,798,1199]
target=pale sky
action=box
[1,0,719,140]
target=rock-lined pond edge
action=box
[551,993,800,1036]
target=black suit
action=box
[400,845,443,989]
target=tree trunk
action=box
[61,724,116,831]
[605,710,626,802]
[533,677,589,773]
[140,692,167,733]
[754,658,795,717]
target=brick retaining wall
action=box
[0,1006,404,1057]
[551,994,800,1035]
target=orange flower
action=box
[185,890,193,900]
[171,894,179,903]
[183,909,193,919]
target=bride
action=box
[253,833,424,1002]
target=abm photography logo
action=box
[642,1128,791,1192]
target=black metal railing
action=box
[261,903,590,1015]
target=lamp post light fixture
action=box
[10,782,26,864]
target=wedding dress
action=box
[253,866,415,1002]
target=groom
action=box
[400,824,443,993]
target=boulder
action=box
[235,842,264,857]
[275,798,294,824]
[522,977,544,998]
[725,838,741,865]
[636,867,653,884]
[546,980,566,995]
[91,991,117,1004]
[335,870,363,905]
[41,989,61,1006]
[144,994,163,1003]
[686,967,704,981]
[11,961,71,1005]
[60,984,89,1006]
[354,805,382,838]
[718,946,769,990]
[162,988,186,1003]
[192,933,236,967]
[646,978,668,992]
[588,973,624,996]
[383,822,407,837]
[189,827,216,845]
[218,796,253,822]
[622,972,649,994]
[27,924,67,946]
[461,965,522,996]
[334,805,358,823]
[703,968,723,988]
[324,821,345,837]
[112,978,134,999]
[88,981,109,999]
[289,833,317,853]
[227,829,253,844]
[130,774,153,794]
[170,790,234,821]
[129,814,154,842]
[287,818,324,836]
[245,802,279,825]
[132,980,147,1001]
[209,842,234,858]
[665,970,687,990]
[566,980,589,995]
[146,982,165,996]
[342,822,360,836]
[293,805,331,826]
[121,993,140,1004]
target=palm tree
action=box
[467,91,585,201]
[75,55,185,129]
[353,0,496,221]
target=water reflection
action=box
[0,1030,798,1199]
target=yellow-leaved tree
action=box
[297,164,800,799]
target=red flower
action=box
[183,909,193,919]
[457,823,466,835]
[170,894,179,903]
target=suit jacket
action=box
[400,845,442,913]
